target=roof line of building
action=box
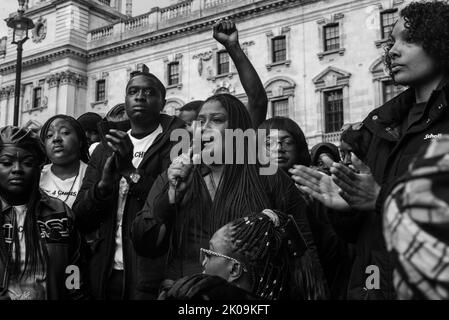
[87,0,318,61]
[0,0,319,74]
[0,44,87,75]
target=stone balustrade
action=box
[160,0,193,20]
[124,13,150,31]
[90,25,114,41]
[204,0,234,9]
[322,131,342,144]
[86,0,261,43]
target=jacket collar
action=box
[158,113,184,133]
[0,196,11,214]
[1,191,64,216]
[364,76,449,138]
[367,87,415,128]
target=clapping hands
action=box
[289,153,380,212]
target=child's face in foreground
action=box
[0,146,37,197]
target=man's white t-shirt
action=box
[113,125,163,270]
[40,161,88,208]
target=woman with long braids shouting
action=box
[131,93,328,299]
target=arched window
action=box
[312,66,351,144]
[264,76,296,119]
[370,56,406,106]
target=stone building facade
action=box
[0,0,410,145]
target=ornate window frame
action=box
[316,13,346,60]
[23,79,48,114]
[374,0,404,48]
[264,76,296,119]
[265,26,291,70]
[312,66,351,133]
[91,72,109,108]
[207,45,236,82]
[370,56,406,106]
[163,53,183,90]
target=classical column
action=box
[46,71,87,117]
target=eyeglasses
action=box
[265,138,296,151]
[199,248,247,272]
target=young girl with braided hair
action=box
[160,209,323,300]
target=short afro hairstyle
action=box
[384,1,449,75]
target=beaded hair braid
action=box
[228,210,299,300]
[227,209,329,300]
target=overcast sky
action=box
[0,0,173,37]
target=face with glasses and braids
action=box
[201,209,328,300]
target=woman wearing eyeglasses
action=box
[159,209,321,300]
[258,117,311,172]
[132,93,328,299]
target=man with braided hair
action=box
[160,209,326,300]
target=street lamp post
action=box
[6,0,34,126]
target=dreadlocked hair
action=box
[171,94,270,255]
[0,161,47,280]
[227,210,328,300]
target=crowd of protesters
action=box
[0,1,449,300]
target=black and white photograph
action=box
[0,0,448,312]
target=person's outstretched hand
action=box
[289,165,350,211]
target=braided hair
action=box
[225,209,328,300]
[173,94,270,253]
